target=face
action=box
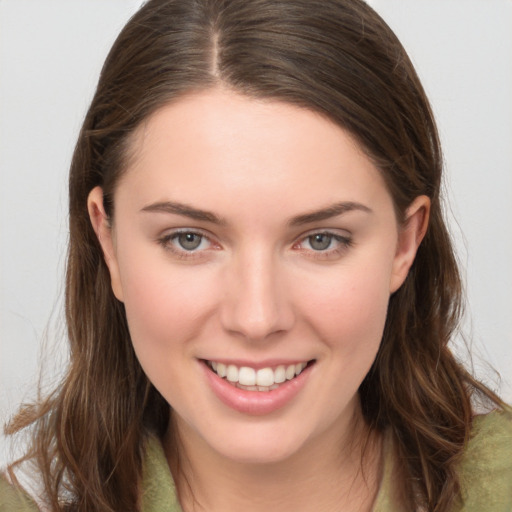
[89,89,427,465]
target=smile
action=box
[202,359,315,414]
[206,360,311,392]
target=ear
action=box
[389,195,430,293]
[87,186,124,302]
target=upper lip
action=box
[200,358,315,370]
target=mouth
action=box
[204,360,316,392]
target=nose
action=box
[220,247,295,341]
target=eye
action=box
[176,232,204,251]
[158,229,215,258]
[294,230,353,259]
[307,233,335,251]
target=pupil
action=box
[310,234,332,251]
[178,233,202,250]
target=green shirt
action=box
[2,410,511,511]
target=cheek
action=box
[115,247,217,357]
[298,263,393,415]
[299,261,392,353]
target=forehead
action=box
[117,88,392,218]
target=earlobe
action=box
[87,186,124,301]
[389,195,430,293]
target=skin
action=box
[89,88,429,511]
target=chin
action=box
[219,441,304,465]
[206,421,314,465]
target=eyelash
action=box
[293,232,353,259]
[157,229,215,260]
[157,229,353,261]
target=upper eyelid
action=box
[157,228,214,247]
[294,227,352,241]
[157,227,351,248]
[159,227,215,241]
[295,227,352,243]
[158,230,216,259]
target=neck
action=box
[165,404,383,512]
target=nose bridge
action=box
[221,244,292,340]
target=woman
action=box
[1,0,510,511]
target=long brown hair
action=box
[6,0,504,510]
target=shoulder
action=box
[1,436,180,512]
[457,408,512,511]
[0,474,40,512]
[140,436,181,512]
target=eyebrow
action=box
[141,199,372,226]
[288,201,373,226]
[140,201,226,224]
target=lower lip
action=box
[202,361,313,415]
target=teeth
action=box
[208,360,308,389]
[274,365,286,384]
[217,363,226,378]
[256,367,274,387]
[239,367,256,386]
[226,364,239,382]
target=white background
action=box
[1,0,511,467]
